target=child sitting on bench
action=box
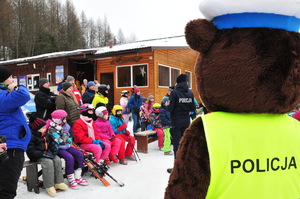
[26,116,68,197]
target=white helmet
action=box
[121,90,129,95]
[95,106,108,118]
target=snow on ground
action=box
[16,121,174,199]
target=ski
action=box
[72,143,124,187]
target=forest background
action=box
[0,0,135,61]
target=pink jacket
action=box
[94,118,115,139]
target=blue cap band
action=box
[212,13,300,32]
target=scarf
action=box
[80,115,95,140]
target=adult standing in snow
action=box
[82,81,97,104]
[0,66,31,199]
[55,82,80,127]
[119,90,131,124]
[127,88,143,134]
[167,74,196,173]
[34,78,57,120]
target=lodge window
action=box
[158,65,180,87]
[185,71,192,89]
[117,64,148,87]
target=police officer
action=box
[167,74,196,173]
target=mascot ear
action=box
[185,19,217,53]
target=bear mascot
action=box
[165,0,300,198]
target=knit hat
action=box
[29,116,46,131]
[62,82,73,91]
[0,66,12,83]
[66,75,75,82]
[51,110,68,119]
[95,106,108,118]
[176,74,187,83]
[142,97,147,103]
[147,94,154,101]
[134,88,140,93]
[87,81,95,88]
[162,97,170,104]
[39,78,49,87]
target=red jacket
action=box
[73,118,100,144]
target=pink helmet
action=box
[51,110,68,119]
[78,103,95,113]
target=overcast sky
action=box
[68,0,203,41]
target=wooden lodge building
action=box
[0,36,200,105]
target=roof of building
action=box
[0,35,188,65]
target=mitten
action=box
[99,142,106,150]
[43,151,54,159]
[59,144,70,150]
[110,135,115,141]
[92,139,100,145]
[117,123,127,132]
[125,130,130,136]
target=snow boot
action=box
[67,174,79,190]
[104,159,111,165]
[54,182,68,191]
[164,151,174,155]
[126,155,136,161]
[109,154,119,163]
[119,158,128,165]
[74,168,88,186]
[45,187,56,197]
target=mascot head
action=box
[186,0,300,114]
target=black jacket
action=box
[26,130,58,162]
[82,88,96,104]
[167,81,196,120]
[160,106,171,128]
[34,87,57,120]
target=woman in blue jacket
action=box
[0,66,31,199]
[127,88,143,134]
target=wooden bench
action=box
[135,130,157,153]
[23,161,42,194]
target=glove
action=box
[92,139,101,145]
[99,142,106,150]
[43,151,54,159]
[117,123,127,132]
[133,106,139,113]
[110,135,115,141]
[59,144,70,150]
[125,130,130,136]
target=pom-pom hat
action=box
[200,0,300,32]
[29,117,46,131]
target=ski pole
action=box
[127,134,141,162]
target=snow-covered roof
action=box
[0,35,188,65]
[95,35,188,55]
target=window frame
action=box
[116,63,149,88]
[158,64,181,88]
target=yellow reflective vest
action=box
[202,112,300,199]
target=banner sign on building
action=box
[55,65,64,84]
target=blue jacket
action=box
[0,85,31,151]
[127,93,143,113]
[109,115,126,135]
